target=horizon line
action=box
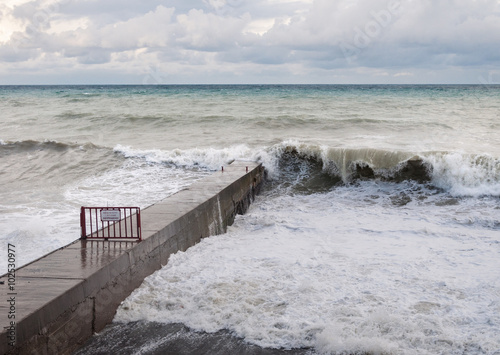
[0,83,497,86]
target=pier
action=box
[0,161,264,355]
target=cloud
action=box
[75,48,111,64]
[394,72,413,77]
[176,8,249,51]
[0,0,499,84]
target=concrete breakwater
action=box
[0,161,264,355]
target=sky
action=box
[0,0,499,85]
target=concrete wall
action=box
[0,161,264,355]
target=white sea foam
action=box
[115,182,500,354]
[425,152,500,197]
[0,157,207,271]
[2,142,498,273]
[2,86,499,354]
[113,143,277,176]
[266,141,500,196]
[0,210,80,268]
[64,158,207,208]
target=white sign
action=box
[101,209,121,221]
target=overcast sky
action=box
[1,0,499,84]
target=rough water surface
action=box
[1,85,499,354]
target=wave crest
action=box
[266,142,431,187]
[425,152,500,197]
[111,141,500,197]
[114,144,259,171]
[267,141,499,197]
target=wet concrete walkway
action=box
[0,161,263,355]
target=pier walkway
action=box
[0,161,264,355]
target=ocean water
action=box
[1,85,499,354]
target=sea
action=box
[1,85,499,354]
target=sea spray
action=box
[425,152,500,196]
[115,180,500,354]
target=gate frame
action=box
[80,206,142,241]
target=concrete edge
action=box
[0,162,265,355]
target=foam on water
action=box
[0,144,209,270]
[64,157,209,208]
[115,182,500,354]
[2,140,498,272]
[425,152,500,197]
[264,141,500,197]
[113,144,263,171]
[2,86,499,353]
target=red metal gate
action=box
[80,207,142,241]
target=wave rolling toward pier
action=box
[1,85,499,354]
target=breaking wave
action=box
[5,139,494,198]
[114,141,500,197]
